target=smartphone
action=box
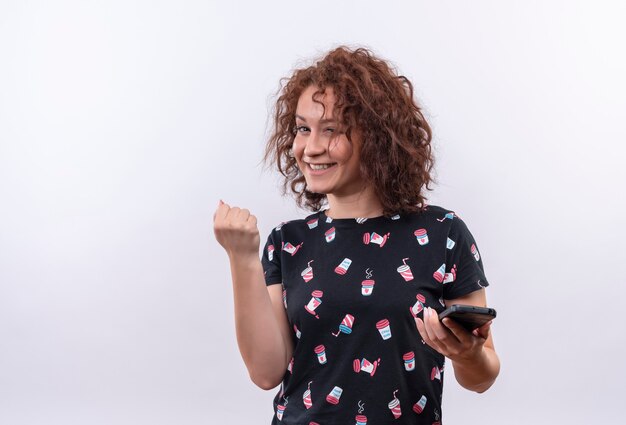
[438,304,496,331]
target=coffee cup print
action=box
[414,228,429,245]
[335,258,352,275]
[355,414,368,425]
[282,241,303,256]
[412,395,427,414]
[403,351,415,371]
[397,258,414,282]
[307,218,318,229]
[303,381,313,409]
[361,279,375,296]
[363,231,390,247]
[410,293,426,318]
[276,404,286,420]
[433,263,446,283]
[314,345,327,364]
[326,386,343,405]
[305,290,324,319]
[471,243,480,261]
[325,227,336,242]
[353,357,380,377]
[268,244,275,261]
[446,237,456,250]
[301,260,314,282]
[332,314,355,337]
[388,390,402,419]
[376,319,392,340]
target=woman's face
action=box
[292,86,364,197]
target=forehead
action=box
[295,86,336,121]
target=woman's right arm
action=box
[214,201,294,390]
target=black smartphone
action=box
[438,304,496,331]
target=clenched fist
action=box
[213,200,261,259]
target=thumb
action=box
[472,321,492,339]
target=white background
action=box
[1,1,625,424]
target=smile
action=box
[306,162,337,175]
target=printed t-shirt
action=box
[261,205,490,425]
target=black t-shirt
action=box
[261,205,489,425]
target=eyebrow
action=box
[295,114,337,125]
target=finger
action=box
[442,317,471,345]
[249,214,258,227]
[213,200,230,222]
[225,206,241,221]
[415,317,437,349]
[238,208,251,221]
[422,308,445,351]
[472,321,492,339]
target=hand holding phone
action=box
[438,304,496,332]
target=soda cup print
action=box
[355,414,368,425]
[283,241,303,256]
[353,357,380,376]
[287,357,294,373]
[276,404,286,420]
[335,258,352,275]
[303,381,313,409]
[307,218,318,229]
[410,293,427,317]
[332,314,355,337]
[397,258,414,281]
[326,386,343,404]
[414,228,429,245]
[282,288,287,309]
[412,395,427,414]
[433,263,446,283]
[305,290,324,319]
[363,231,390,247]
[376,319,392,340]
[431,365,442,381]
[361,279,375,296]
[437,212,455,222]
[391,214,401,220]
[268,244,275,261]
[403,351,415,371]
[325,227,336,242]
[471,243,480,261]
[356,217,368,224]
[314,344,327,364]
[293,324,301,339]
[446,237,455,250]
[443,264,457,284]
[388,390,402,419]
[301,260,314,282]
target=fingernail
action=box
[219,199,224,205]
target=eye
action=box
[324,127,335,134]
[295,125,310,134]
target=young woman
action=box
[214,46,500,424]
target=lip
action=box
[306,163,337,176]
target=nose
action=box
[303,130,327,158]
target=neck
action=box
[325,188,383,219]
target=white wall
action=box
[1,1,624,424]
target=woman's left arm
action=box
[415,288,500,393]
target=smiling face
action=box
[292,86,365,198]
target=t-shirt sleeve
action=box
[261,228,282,286]
[443,215,490,300]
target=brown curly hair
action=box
[264,46,435,216]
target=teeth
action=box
[310,163,334,170]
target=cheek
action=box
[292,138,305,156]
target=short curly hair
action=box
[264,46,435,216]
